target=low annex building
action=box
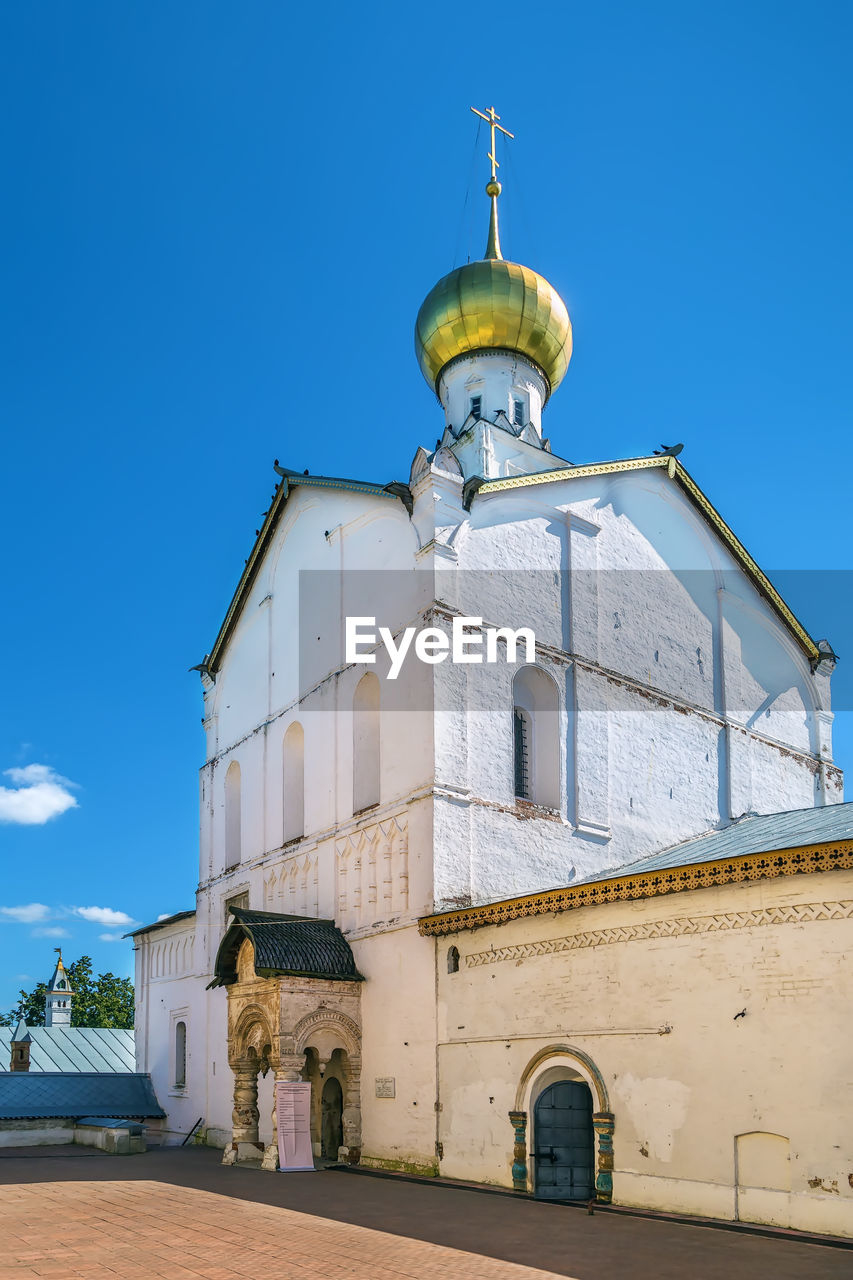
[0,951,160,1150]
[421,802,853,1235]
[131,119,852,1238]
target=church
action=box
[131,110,853,1239]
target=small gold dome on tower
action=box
[415,178,572,400]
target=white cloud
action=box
[0,764,78,826]
[98,931,126,942]
[32,926,70,938]
[157,913,173,921]
[74,906,135,927]
[0,903,51,924]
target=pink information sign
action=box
[276,1081,314,1172]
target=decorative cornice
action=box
[472,455,819,662]
[417,838,853,936]
[479,454,671,495]
[466,899,853,966]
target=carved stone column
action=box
[279,1051,307,1082]
[508,1111,528,1193]
[221,1059,260,1165]
[260,1054,306,1172]
[593,1111,615,1202]
[341,1059,362,1164]
[260,1065,284,1170]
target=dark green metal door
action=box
[533,1080,594,1200]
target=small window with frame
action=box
[470,395,482,420]
[513,398,525,427]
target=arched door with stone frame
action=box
[512,1045,615,1203]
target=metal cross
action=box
[470,105,514,180]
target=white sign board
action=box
[276,1081,314,1172]
[375,1077,396,1098]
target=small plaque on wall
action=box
[375,1077,396,1098]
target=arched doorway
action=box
[321,1076,343,1159]
[533,1079,594,1200]
[513,1045,614,1202]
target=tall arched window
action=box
[353,671,380,813]
[512,666,560,809]
[224,760,242,867]
[174,1020,187,1087]
[283,722,305,843]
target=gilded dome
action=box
[414,196,572,400]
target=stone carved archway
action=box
[222,1002,277,1167]
[213,915,364,1173]
[291,1008,362,1164]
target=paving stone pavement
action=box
[0,1146,849,1280]
[0,1178,564,1280]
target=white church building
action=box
[132,123,853,1238]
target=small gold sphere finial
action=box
[414,106,572,402]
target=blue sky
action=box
[1,2,851,1010]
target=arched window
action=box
[224,760,242,867]
[447,946,460,974]
[174,1020,187,1087]
[512,666,560,809]
[283,722,305,843]
[57,980,66,990]
[353,672,380,813]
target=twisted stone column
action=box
[508,1110,528,1193]
[222,1059,260,1165]
[593,1111,615,1202]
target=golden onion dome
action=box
[415,185,572,400]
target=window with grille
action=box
[513,398,525,426]
[513,707,530,799]
[470,395,482,420]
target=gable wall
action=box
[426,468,838,908]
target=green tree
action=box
[0,956,134,1029]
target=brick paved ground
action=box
[0,1146,849,1280]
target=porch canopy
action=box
[209,908,364,988]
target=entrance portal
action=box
[533,1080,594,1200]
[321,1076,343,1159]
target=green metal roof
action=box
[586,800,853,883]
[0,1027,135,1073]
